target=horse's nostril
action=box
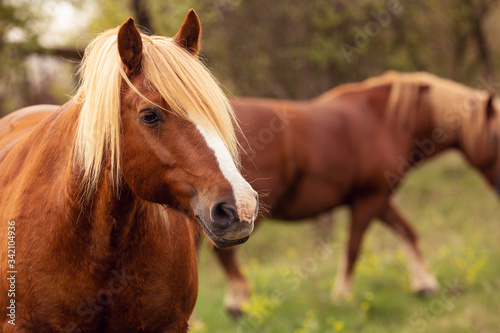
[212,202,239,228]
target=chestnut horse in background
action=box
[216,71,500,316]
[0,11,257,332]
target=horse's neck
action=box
[107,186,167,247]
[374,83,459,160]
[67,157,160,248]
[411,100,461,160]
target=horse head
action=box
[466,91,500,194]
[74,11,257,248]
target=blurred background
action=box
[2,1,500,332]
[3,0,500,114]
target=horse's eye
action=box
[140,109,161,125]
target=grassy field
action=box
[193,151,500,333]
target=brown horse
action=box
[215,71,500,316]
[0,11,258,332]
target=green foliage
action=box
[112,0,500,99]
[87,0,133,32]
[3,0,500,112]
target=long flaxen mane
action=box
[317,71,500,152]
[383,71,500,152]
[73,26,239,198]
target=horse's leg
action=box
[379,200,438,295]
[214,247,250,318]
[331,195,385,301]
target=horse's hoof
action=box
[330,281,353,303]
[415,287,437,297]
[226,307,244,319]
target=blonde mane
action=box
[318,71,499,152]
[73,27,239,198]
[315,71,403,102]
[384,71,498,153]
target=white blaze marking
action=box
[196,124,257,223]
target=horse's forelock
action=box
[73,27,239,200]
[139,35,240,165]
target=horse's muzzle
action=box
[194,195,257,248]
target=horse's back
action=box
[0,105,59,162]
[0,104,59,135]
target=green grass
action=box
[193,151,500,332]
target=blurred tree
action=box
[3,0,500,116]
[114,0,500,99]
[0,0,84,115]
[465,0,497,76]
[132,0,153,32]
[0,0,38,114]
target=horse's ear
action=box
[118,18,143,75]
[173,9,201,56]
[486,89,496,120]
